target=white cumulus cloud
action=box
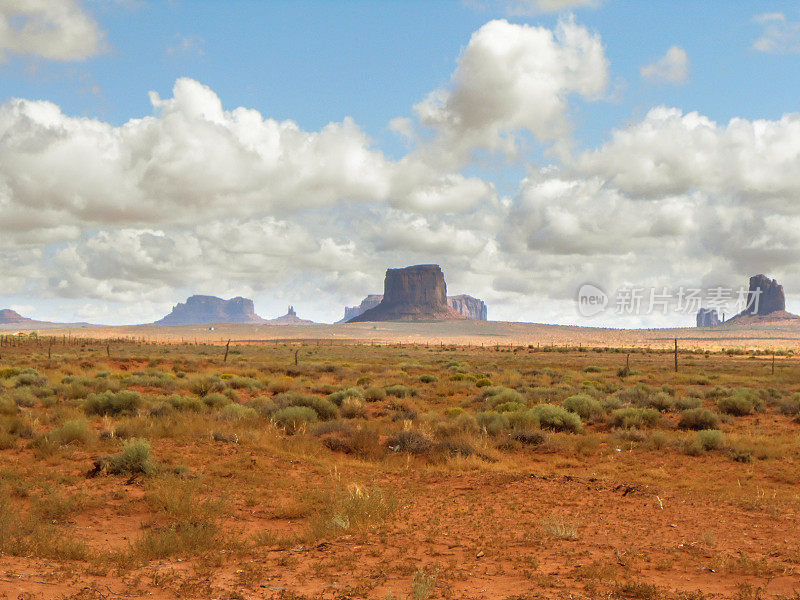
[0,0,104,61]
[575,106,800,201]
[753,12,800,54]
[640,46,689,85]
[411,18,608,166]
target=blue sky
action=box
[6,1,799,149]
[2,0,800,326]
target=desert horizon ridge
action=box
[6,319,800,352]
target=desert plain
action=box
[0,320,799,600]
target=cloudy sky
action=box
[2,0,800,327]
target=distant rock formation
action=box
[729,274,798,323]
[155,295,266,325]
[448,295,487,320]
[0,309,32,325]
[263,306,315,326]
[338,295,384,323]
[743,274,785,316]
[696,308,720,327]
[340,292,488,322]
[348,265,464,322]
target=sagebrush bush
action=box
[164,394,203,412]
[248,396,276,417]
[226,376,262,391]
[419,374,438,383]
[51,419,93,446]
[609,407,661,429]
[327,387,363,407]
[188,376,223,397]
[364,387,386,402]
[386,429,434,454]
[494,401,526,413]
[476,411,509,435]
[384,385,416,398]
[646,391,675,412]
[219,403,257,421]
[778,393,800,416]
[717,391,757,416]
[84,390,142,416]
[13,370,47,388]
[674,396,702,411]
[273,406,317,433]
[202,392,230,409]
[0,395,19,416]
[677,408,720,430]
[108,438,156,475]
[341,397,366,419]
[276,392,338,420]
[562,394,604,420]
[478,387,524,410]
[695,429,725,451]
[507,410,539,431]
[531,404,582,433]
[617,384,655,406]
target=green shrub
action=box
[327,387,364,407]
[13,370,47,388]
[506,409,540,431]
[476,411,509,435]
[0,396,19,416]
[220,403,257,421]
[674,396,702,410]
[778,393,800,416]
[188,376,223,397]
[451,412,478,432]
[419,374,438,383]
[386,430,434,454]
[202,392,230,409]
[704,386,730,400]
[84,391,142,416]
[107,439,156,475]
[475,378,492,388]
[583,365,601,373]
[226,376,262,391]
[695,429,725,451]
[476,387,525,410]
[276,392,339,420]
[646,392,675,412]
[445,407,465,418]
[51,420,93,446]
[248,396,277,417]
[562,394,604,420]
[273,406,317,433]
[165,394,203,412]
[609,408,661,429]
[341,397,366,419]
[617,384,655,406]
[494,401,526,413]
[717,391,757,416]
[385,385,416,398]
[56,381,90,401]
[678,408,720,430]
[364,387,386,402]
[0,367,21,379]
[531,404,582,433]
